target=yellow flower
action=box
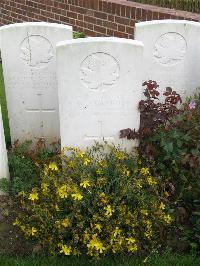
[98,160,107,168]
[28,190,39,201]
[13,218,20,226]
[20,225,26,231]
[72,193,83,201]
[140,167,150,175]
[18,191,25,197]
[41,183,49,194]
[55,204,60,211]
[83,158,90,166]
[94,224,102,232]
[68,160,75,168]
[128,244,138,252]
[122,168,130,177]
[146,176,157,186]
[99,192,108,204]
[87,237,106,254]
[104,205,114,217]
[83,231,90,242]
[164,191,169,197]
[60,245,72,255]
[126,237,136,244]
[135,179,142,189]
[159,202,165,210]
[61,218,70,228]
[80,180,90,188]
[115,151,125,160]
[163,214,172,224]
[55,221,61,229]
[57,185,68,199]
[78,151,85,158]
[113,227,122,237]
[44,165,49,176]
[144,230,152,239]
[96,168,104,175]
[49,162,58,171]
[29,227,37,236]
[144,220,152,228]
[141,209,148,216]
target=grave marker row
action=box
[0,20,200,178]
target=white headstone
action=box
[0,105,9,181]
[0,22,73,144]
[56,37,143,150]
[135,20,200,100]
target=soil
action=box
[0,195,33,256]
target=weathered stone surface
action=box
[135,20,200,100]
[56,37,143,150]
[0,22,72,144]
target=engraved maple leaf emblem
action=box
[20,35,53,68]
[153,33,187,66]
[81,53,119,89]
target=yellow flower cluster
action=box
[59,244,72,255]
[28,189,39,201]
[57,185,68,199]
[44,162,59,176]
[71,193,83,201]
[104,205,114,217]
[14,144,173,257]
[87,235,106,255]
[55,218,70,229]
[80,180,90,188]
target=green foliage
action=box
[8,153,38,194]
[73,31,85,39]
[149,93,200,233]
[13,144,172,257]
[0,140,59,194]
[121,82,200,252]
[0,178,9,193]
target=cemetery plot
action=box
[56,37,143,150]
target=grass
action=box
[0,63,10,144]
[0,252,200,266]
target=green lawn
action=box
[0,63,10,144]
[0,253,200,266]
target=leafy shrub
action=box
[13,144,172,257]
[147,93,200,251]
[120,80,182,157]
[73,31,85,39]
[120,82,200,252]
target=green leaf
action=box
[163,142,173,153]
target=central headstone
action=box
[135,20,200,100]
[56,38,143,150]
[0,22,73,144]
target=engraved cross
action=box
[85,120,113,141]
[26,92,55,138]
